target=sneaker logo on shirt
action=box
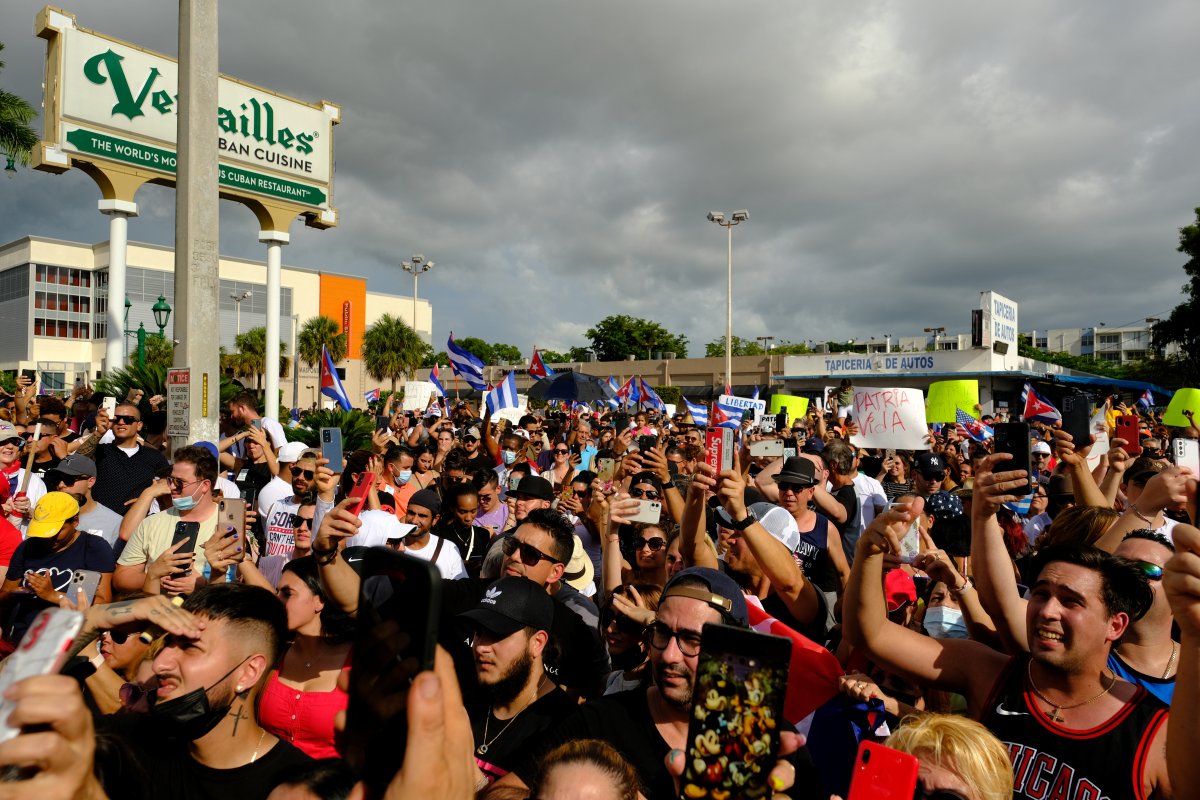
[995,702,1029,716]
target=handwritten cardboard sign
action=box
[849,388,929,450]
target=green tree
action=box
[538,349,569,364]
[144,334,174,369]
[585,315,689,361]
[705,336,765,358]
[361,313,427,391]
[225,326,290,391]
[297,315,347,367]
[423,350,449,368]
[567,346,594,362]
[491,343,522,365]
[1152,208,1200,386]
[0,43,38,168]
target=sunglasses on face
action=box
[777,483,811,495]
[601,608,645,635]
[501,535,562,566]
[104,630,131,645]
[630,487,660,500]
[296,470,315,480]
[554,448,569,455]
[638,536,666,551]
[291,515,314,529]
[1133,561,1164,581]
[113,414,140,425]
[166,476,204,493]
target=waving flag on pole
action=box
[320,345,352,411]
[428,363,446,397]
[955,408,994,442]
[364,388,380,404]
[711,401,744,430]
[1138,389,1155,410]
[529,349,554,380]
[683,398,709,427]
[638,379,666,412]
[751,386,761,401]
[606,376,621,409]
[447,334,488,391]
[1021,382,1062,424]
[486,372,519,413]
[616,376,639,406]
[746,597,842,724]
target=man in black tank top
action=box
[843,498,1172,800]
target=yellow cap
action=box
[26,492,81,539]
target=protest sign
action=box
[926,380,979,423]
[1164,388,1199,427]
[849,388,929,450]
[719,393,767,422]
[769,394,809,422]
[402,381,436,412]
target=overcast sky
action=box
[2,1,1198,357]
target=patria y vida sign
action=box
[34,6,339,228]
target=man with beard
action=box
[100,583,312,797]
[460,576,575,785]
[493,567,804,800]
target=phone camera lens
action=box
[862,749,871,764]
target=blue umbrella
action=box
[527,372,616,403]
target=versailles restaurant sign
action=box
[36,7,339,220]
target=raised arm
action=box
[968,453,1032,654]
[678,464,720,569]
[312,499,365,615]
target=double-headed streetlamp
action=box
[402,255,434,333]
[230,290,252,335]
[124,295,172,367]
[707,210,749,389]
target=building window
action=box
[1035,337,1048,349]
[1098,351,1121,363]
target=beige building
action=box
[0,235,431,407]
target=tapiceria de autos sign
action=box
[34,6,339,227]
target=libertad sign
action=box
[34,6,339,228]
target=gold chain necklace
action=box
[1026,660,1116,724]
[1164,642,1178,679]
[249,729,267,763]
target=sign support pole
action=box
[99,198,137,371]
[172,0,221,450]
[261,229,289,421]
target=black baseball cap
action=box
[459,576,556,637]
[512,475,554,502]
[913,451,946,479]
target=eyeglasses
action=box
[1133,561,1164,581]
[297,470,315,480]
[113,414,140,425]
[529,441,544,449]
[554,448,569,455]
[777,483,811,495]
[166,476,204,493]
[0,438,22,447]
[501,535,563,566]
[647,621,703,657]
[291,515,314,529]
[638,537,666,551]
[630,487,660,500]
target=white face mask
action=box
[923,605,969,639]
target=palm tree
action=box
[0,43,38,167]
[361,314,426,392]
[226,326,290,391]
[297,315,347,367]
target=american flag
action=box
[955,408,993,442]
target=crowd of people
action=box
[0,374,1199,800]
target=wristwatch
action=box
[729,509,758,531]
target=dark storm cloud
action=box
[2,1,1197,356]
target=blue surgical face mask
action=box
[501,450,517,466]
[923,605,969,640]
[171,484,202,512]
[396,469,413,485]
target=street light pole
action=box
[924,326,945,351]
[231,290,252,336]
[707,210,749,390]
[401,255,434,338]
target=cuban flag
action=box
[1021,382,1062,424]
[746,596,842,725]
[616,376,639,406]
[751,386,760,401]
[447,333,488,391]
[1138,390,1154,410]
[486,372,519,413]
[319,345,352,411]
[711,401,744,430]
[529,349,554,380]
[683,398,709,426]
[606,376,621,409]
[638,379,666,412]
[1004,491,1036,517]
[429,364,446,397]
[955,408,993,442]
[364,388,380,404]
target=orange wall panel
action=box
[319,274,367,359]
